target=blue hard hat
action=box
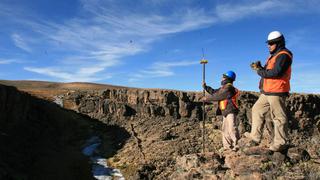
[223,71,236,81]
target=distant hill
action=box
[0,80,191,101]
[0,80,128,100]
[0,80,126,90]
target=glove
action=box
[250,61,263,71]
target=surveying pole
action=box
[200,55,208,154]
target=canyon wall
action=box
[0,85,129,180]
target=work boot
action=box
[243,132,260,147]
[243,132,251,138]
[269,144,289,153]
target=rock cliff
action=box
[0,84,129,180]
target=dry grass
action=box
[0,80,194,101]
[0,80,128,100]
[0,80,124,90]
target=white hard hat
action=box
[266,31,284,43]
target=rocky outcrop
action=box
[62,89,203,121]
[61,89,320,134]
[57,87,320,179]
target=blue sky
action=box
[0,0,320,93]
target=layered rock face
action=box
[63,88,320,136]
[63,89,202,121]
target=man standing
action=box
[202,71,240,152]
[247,31,293,152]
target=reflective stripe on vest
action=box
[263,50,292,93]
[219,88,239,110]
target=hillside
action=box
[0,80,127,101]
[1,80,320,179]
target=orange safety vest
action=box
[263,50,292,93]
[219,87,239,111]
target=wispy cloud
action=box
[129,0,320,83]
[129,60,198,82]
[286,29,320,53]
[1,0,319,83]
[24,66,112,82]
[215,0,320,23]
[0,59,23,64]
[1,0,215,82]
[11,33,32,52]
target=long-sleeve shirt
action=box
[204,83,239,117]
[257,47,292,96]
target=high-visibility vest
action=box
[219,87,239,110]
[263,50,292,93]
